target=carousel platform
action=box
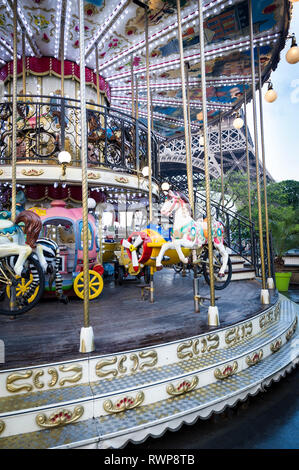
[0,270,298,449]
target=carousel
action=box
[0,0,298,450]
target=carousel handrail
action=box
[0,94,159,177]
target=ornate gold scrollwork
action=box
[33,371,45,389]
[6,370,33,393]
[58,365,83,386]
[225,323,252,346]
[48,368,59,387]
[139,351,158,370]
[103,391,145,414]
[96,351,158,378]
[36,406,84,429]
[260,305,280,329]
[166,376,199,396]
[0,170,3,175]
[130,354,139,373]
[177,340,193,360]
[95,357,118,378]
[118,356,128,374]
[246,350,263,367]
[0,420,5,435]
[214,361,238,380]
[178,335,220,359]
[270,338,282,353]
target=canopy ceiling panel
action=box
[0,0,291,139]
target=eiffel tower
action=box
[159,112,274,190]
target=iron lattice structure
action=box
[159,114,274,189]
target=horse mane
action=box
[15,210,42,249]
[173,191,191,215]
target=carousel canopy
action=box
[0,0,291,139]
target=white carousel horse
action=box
[156,190,229,276]
[0,210,48,276]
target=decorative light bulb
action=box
[264,82,277,103]
[286,35,299,64]
[233,116,244,129]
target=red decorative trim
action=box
[127,231,152,265]
[0,57,111,102]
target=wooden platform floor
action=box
[0,269,278,369]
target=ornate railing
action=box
[0,95,159,176]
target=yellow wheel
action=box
[6,273,39,304]
[73,270,104,300]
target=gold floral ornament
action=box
[214,361,238,380]
[36,406,84,429]
[166,376,199,396]
[21,169,44,177]
[270,339,282,353]
[115,176,129,184]
[246,350,263,367]
[103,391,145,414]
[286,318,297,341]
[87,172,101,180]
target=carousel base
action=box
[0,271,298,449]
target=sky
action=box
[246,6,299,183]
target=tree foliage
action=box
[197,174,299,257]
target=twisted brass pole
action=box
[95,45,100,106]
[243,86,252,223]
[11,0,18,223]
[145,9,153,222]
[257,46,273,288]
[219,114,224,209]
[248,0,269,303]
[198,0,217,321]
[78,0,94,349]
[176,0,194,215]
[22,29,26,95]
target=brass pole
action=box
[257,46,273,286]
[198,0,217,318]
[219,114,224,209]
[130,54,135,119]
[185,63,193,182]
[145,7,153,222]
[22,29,26,95]
[61,21,65,98]
[135,76,139,120]
[11,0,18,223]
[95,45,100,105]
[176,0,194,215]
[78,0,94,349]
[248,0,268,301]
[243,86,252,223]
[186,63,199,313]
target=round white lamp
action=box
[161,181,170,192]
[286,35,299,64]
[264,82,277,103]
[233,116,244,129]
[58,150,72,164]
[142,166,149,177]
